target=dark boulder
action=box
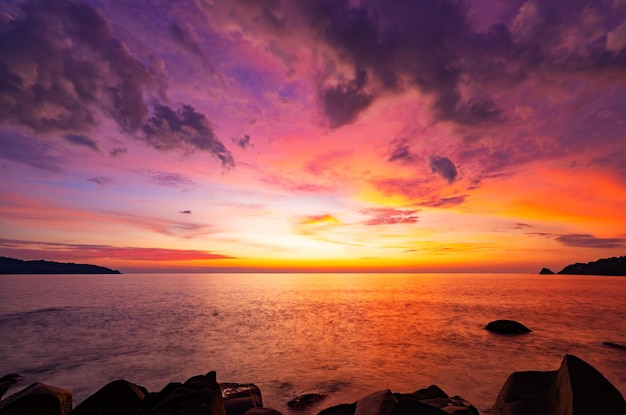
[394,385,448,402]
[221,383,263,407]
[243,408,283,415]
[485,320,531,334]
[539,268,555,275]
[69,379,147,415]
[493,354,626,415]
[354,390,397,415]
[288,393,327,410]
[0,375,22,400]
[391,398,447,415]
[317,402,357,415]
[138,371,226,415]
[0,382,72,415]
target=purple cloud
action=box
[556,234,626,249]
[429,155,458,184]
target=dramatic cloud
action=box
[0,0,159,133]
[321,70,373,128]
[143,104,235,169]
[419,195,467,208]
[556,234,626,249]
[63,134,101,153]
[0,238,234,261]
[110,147,127,157]
[362,208,419,226]
[429,155,458,184]
[170,22,206,61]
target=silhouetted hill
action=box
[557,256,626,276]
[0,257,121,274]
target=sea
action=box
[1,273,625,414]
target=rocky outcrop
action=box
[557,256,626,276]
[485,320,532,334]
[287,393,327,410]
[539,268,555,274]
[0,375,21,401]
[0,257,121,274]
[0,382,72,415]
[493,354,626,415]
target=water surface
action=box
[1,273,625,414]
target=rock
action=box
[395,385,448,402]
[288,393,327,410]
[316,402,356,415]
[243,408,283,415]
[493,354,626,415]
[354,390,397,415]
[419,397,478,415]
[391,398,448,415]
[557,256,626,276]
[485,320,531,334]
[221,383,263,407]
[0,382,72,415]
[221,382,263,415]
[539,268,555,275]
[69,379,147,415]
[225,397,259,415]
[138,371,226,415]
[0,375,22,400]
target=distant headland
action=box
[541,255,626,276]
[0,257,121,274]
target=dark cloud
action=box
[0,1,232,168]
[63,134,101,153]
[232,134,252,149]
[180,210,192,214]
[110,147,127,157]
[0,132,63,172]
[362,208,419,226]
[387,139,415,164]
[0,0,158,134]
[321,70,373,128]
[556,234,626,249]
[429,155,458,184]
[143,103,235,169]
[88,177,114,185]
[146,170,196,189]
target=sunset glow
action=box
[1,0,626,272]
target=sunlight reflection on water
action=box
[1,273,625,414]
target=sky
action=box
[1,0,626,273]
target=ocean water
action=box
[1,273,625,414]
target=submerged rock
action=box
[287,393,327,409]
[485,320,532,334]
[0,382,72,415]
[493,354,626,415]
[603,341,626,350]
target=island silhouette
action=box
[0,257,121,274]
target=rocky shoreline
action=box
[1,354,624,415]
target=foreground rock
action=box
[0,382,72,415]
[485,320,531,334]
[138,371,225,415]
[69,379,147,415]
[493,354,626,415]
[0,375,21,401]
[319,385,478,415]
